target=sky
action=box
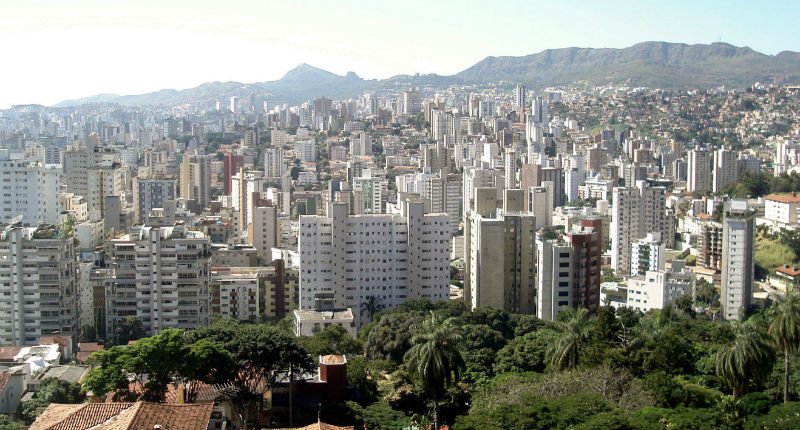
[1,0,799,108]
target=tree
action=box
[0,415,19,430]
[768,291,800,403]
[547,307,591,370]
[301,324,362,358]
[113,317,145,345]
[716,319,776,398]
[403,311,465,430]
[79,325,97,342]
[190,321,313,428]
[360,296,381,322]
[84,329,233,403]
[20,377,84,423]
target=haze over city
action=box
[3,0,800,107]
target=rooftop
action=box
[29,402,214,430]
[766,193,800,204]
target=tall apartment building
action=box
[132,177,178,224]
[687,148,712,193]
[630,233,666,276]
[0,224,77,345]
[698,219,723,270]
[179,153,212,211]
[352,176,388,214]
[0,153,62,225]
[223,153,244,195]
[610,181,667,276]
[464,190,536,313]
[513,84,527,111]
[264,148,285,179]
[78,262,109,338]
[721,201,756,320]
[299,200,450,326]
[712,148,738,193]
[106,224,211,338]
[248,205,278,259]
[63,143,124,218]
[209,262,298,322]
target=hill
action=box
[54,42,800,107]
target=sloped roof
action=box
[29,402,214,430]
[272,422,355,430]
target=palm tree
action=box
[403,311,465,430]
[547,307,591,371]
[716,318,775,398]
[768,291,800,403]
[360,296,380,322]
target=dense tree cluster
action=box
[73,294,800,429]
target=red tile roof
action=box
[766,193,800,204]
[777,265,800,277]
[29,402,213,430]
[0,372,11,392]
[0,346,23,361]
[272,422,355,430]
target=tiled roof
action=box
[77,343,103,353]
[29,402,213,430]
[0,346,23,360]
[766,193,800,204]
[29,403,135,430]
[320,355,346,365]
[272,422,355,430]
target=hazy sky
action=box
[2,0,799,108]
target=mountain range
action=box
[55,41,800,107]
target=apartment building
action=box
[299,199,450,326]
[0,224,77,345]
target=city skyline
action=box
[2,0,800,108]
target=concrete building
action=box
[698,218,724,271]
[712,148,738,193]
[764,193,800,226]
[0,154,62,226]
[299,200,450,327]
[464,191,536,313]
[601,262,695,313]
[630,233,666,276]
[0,224,77,345]
[610,181,667,276]
[106,224,211,338]
[210,263,298,322]
[721,201,756,320]
[132,177,178,224]
[687,148,711,193]
[248,205,278,260]
[179,153,212,211]
[264,148,285,179]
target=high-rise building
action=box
[223,153,244,195]
[106,225,211,338]
[264,148,285,179]
[248,205,278,259]
[610,181,667,276]
[298,200,450,326]
[210,263,298,322]
[630,233,666,276]
[179,153,212,211]
[513,84,527,112]
[402,89,421,115]
[531,96,549,124]
[0,153,62,225]
[721,201,756,320]
[465,190,536,313]
[132,178,177,224]
[0,224,77,345]
[713,147,738,193]
[687,148,712,193]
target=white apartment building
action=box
[764,193,800,225]
[712,148,738,193]
[721,201,756,320]
[299,200,450,326]
[611,181,667,276]
[264,148,285,179]
[0,153,62,226]
[536,233,574,321]
[630,233,666,276]
[352,176,388,214]
[106,224,211,338]
[249,205,278,259]
[0,224,77,346]
[210,265,298,322]
[687,148,711,193]
[601,261,695,313]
